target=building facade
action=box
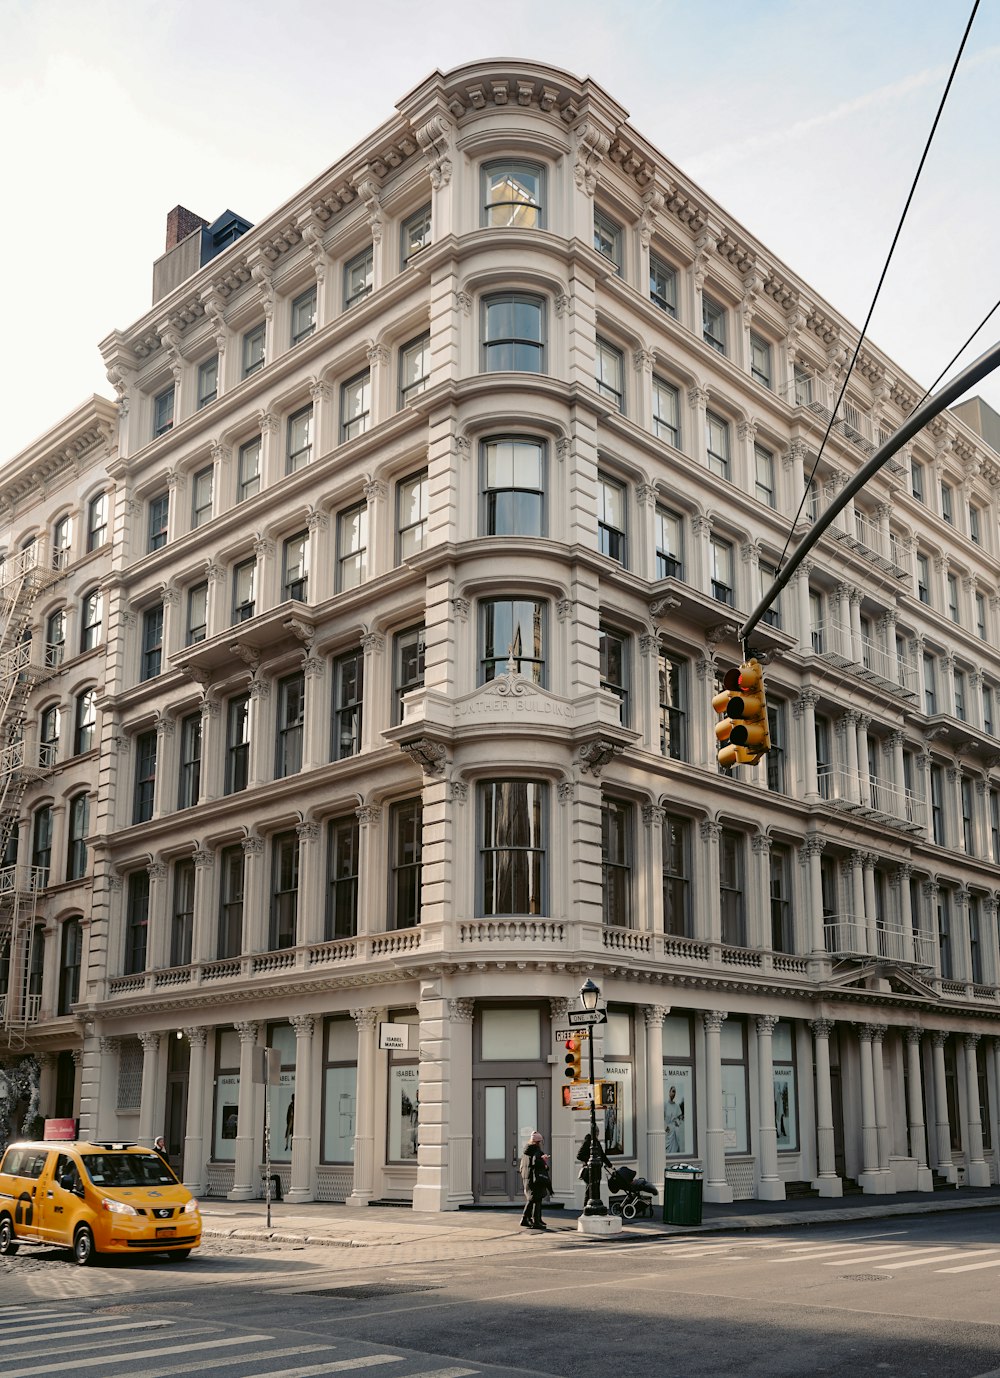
[4,58,1000,1208]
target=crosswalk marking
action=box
[0,1321,173,1350]
[938,1257,1000,1274]
[863,1250,996,1270]
[1,1333,278,1378]
[821,1248,938,1267]
[0,1315,98,1335]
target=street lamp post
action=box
[580,979,606,1217]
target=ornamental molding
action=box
[416,113,453,189]
[361,631,385,654]
[400,738,448,776]
[578,739,624,777]
[353,172,384,243]
[355,803,382,826]
[573,119,611,194]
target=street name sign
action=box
[554,1028,589,1041]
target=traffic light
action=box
[564,1036,583,1082]
[713,658,770,768]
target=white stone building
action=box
[4,58,1000,1208]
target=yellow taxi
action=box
[0,1140,201,1265]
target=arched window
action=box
[45,608,66,668]
[66,792,90,881]
[80,589,103,652]
[39,704,60,768]
[59,918,83,1015]
[87,493,109,551]
[31,805,53,882]
[52,515,72,568]
[74,689,97,755]
[482,294,545,373]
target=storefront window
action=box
[212,1029,241,1161]
[387,1011,420,1162]
[602,1009,634,1157]
[662,1013,695,1157]
[772,1021,798,1151]
[265,1023,297,1162]
[721,1018,749,1153]
[480,1007,540,1060]
[322,1017,358,1163]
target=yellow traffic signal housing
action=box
[713,658,771,768]
[563,1036,583,1082]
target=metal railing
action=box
[0,992,42,1024]
[825,919,934,966]
[816,765,924,830]
[0,865,49,898]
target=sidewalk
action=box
[198,1184,1000,1251]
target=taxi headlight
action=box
[101,1197,139,1215]
[182,1198,199,1214]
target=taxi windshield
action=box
[80,1153,178,1188]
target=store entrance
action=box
[164,1034,190,1174]
[473,1077,550,1201]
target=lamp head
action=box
[580,978,600,1011]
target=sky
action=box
[2,0,999,461]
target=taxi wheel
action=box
[0,1217,18,1256]
[73,1225,97,1267]
[167,1250,192,1262]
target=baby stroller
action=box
[607,1164,658,1220]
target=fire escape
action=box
[0,541,60,1049]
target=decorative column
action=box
[750,833,771,951]
[861,852,879,957]
[359,634,385,753]
[37,1052,56,1120]
[846,853,867,954]
[796,689,819,803]
[756,1015,784,1199]
[802,836,826,954]
[96,1036,120,1140]
[848,587,864,665]
[137,1031,161,1148]
[963,1034,991,1186]
[295,821,322,947]
[702,1011,733,1203]
[904,1029,933,1191]
[228,1021,259,1200]
[442,998,476,1208]
[199,696,221,802]
[637,634,661,755]
[687,385,709,470]
[641,805,666,937]
[182,1026,208,1193]
[856,1025,885,1192]
[301,654,327,772]
[145,860,169,970]
[793,559,812,656]
[931,1030,955,1182]
[241,835,267,953]
[839,710,860,803]
[247,675,271,790]
[856,714,872,805]
[286,1014,316,1202]
[871,1025,893,1188]
[190,849,215,964]
[895,863,915,963]
[354,804,382,937]
[691,514,712,594]
[700,820,723,946]
[644,1005,668,1189]
[809,1020,842,1196]
[347,1007,377,1205]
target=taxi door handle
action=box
[46,1191,54,1198]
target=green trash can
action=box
[663,1165,703,1225]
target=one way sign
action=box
[567,1009,607,1026]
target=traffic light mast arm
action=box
[739,337,1000,650]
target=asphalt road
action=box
[4,1212,1000,1378]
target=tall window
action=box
[51,515,71,568]
[794,367,813,406]
[662,815,691,937]
[191,465,213,529]
[148,493,169,552]
[153,385,174,437]
[480,599,545,684]
[177,713,201,810]
[969,894,984,983]
[656,508,683,580]
[326,817,360,939]
[766,703,786,793]
[332,648,364,761]
[237,436,262,501]
[397,469,428,559]
[923,653,937,715]
[482,160,542,228]
[602,798,632,928]
[710,535,734,605]
[197,355,218,409]
[344,246,374,308]
[74,689,96,755]
[282,531,309,602]
[291,286,317,344]
[401,204,432,264]
[937,889,952,978]
[653,377,680,447]
[930,763,945,845]
[341,371,371,441]
[242,322,266,377]
[969,504,981,545]
[171,860,195,967]
[399,333,430,404]
[39,704,60,769]
[186,582,208,645]
[962,776,975,854]
[659,652,687,760]
[478,780,546,916]
[702,295,727,354]
[275,673,305,779]
[954,668,967,722]
[649,253,677,316]
[133,731,157,824]
[337,502,368,589]
[976,592,987,639]
[749,333,772,388]
[940,482,953,524]
[125,871,150,975]
[911,459,925,501]
[58,918,82,1015]
[87,493,109,551]
[983,682,994,735]
[390,799,422,928]
[770,847,792,951]
[482,293,544,372]
[598,473,627,565]
[754,445,775,506]
[719,830,746,946]
[483,438,543,537]
[394,625,425,722]
[287,404,313,471]
[759,563,781,628]
[270,832,299,949]
[593,210,622,271]
[66,792,89,881]
[232,558,256,623]
[595,338,625,410]
[916,552,930,604]
[217,846,244,959]
[31,805,52,880]
[706,412,731,479]
[947,573,960,623]
[140,604,164,681]
[599,626,630,725]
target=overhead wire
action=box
[776,0,982,575]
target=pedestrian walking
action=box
[519,1130,551,1231]
[153,1136,170,1165]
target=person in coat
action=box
[519,1130,550,1230]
